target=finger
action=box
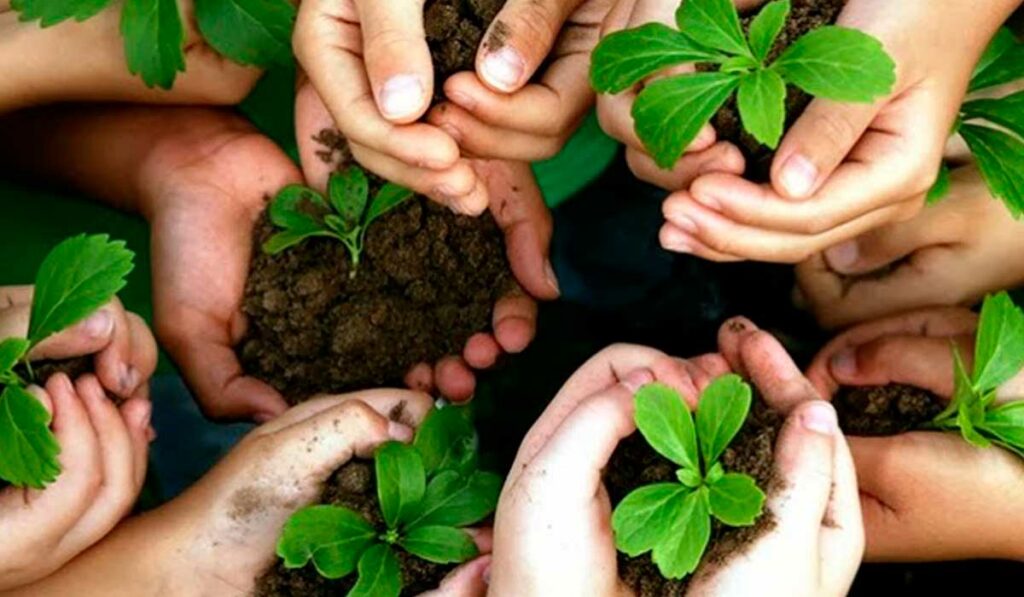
[435,356,476,403]
[817,425,864,595]
[91,297,139,399]
[259,389,434,436]
[357,0,434,122]
[26,307,114,362]
[476,0,577,93]
[492,291,538,355]
[716,316,761,375]
[422,555,491,597]
[429,103,568,161]
[629,141,743,191]
[463,333,502,370]
[769,401,838,540]
[826,335,973,399]
[123,312,157,391]
[0,285,33,307]
[659,223,745,262]
[119,397,153,488]
[295,76,349,193]
[738,330,822,414]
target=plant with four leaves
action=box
[263,166,414,277]
[612,375,765,580]
[0,234,134,489]
[275,406,501,597]
[929,292,1024,458]
[590,0,896,168]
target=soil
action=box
[833,384,946,436]
[424,0,506,101]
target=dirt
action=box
[424,0,506,101]
[604,396,785,596]
[834,384,946,436]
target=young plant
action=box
[263,166,414,276]
[12,0,294,89]
[590,0,896,168]
[0,234,134,488]
[276,406,501,597]
[929,292,1024,458]
[612,376,765,580]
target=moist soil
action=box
[424,0,505,101]
[833,384,946,436]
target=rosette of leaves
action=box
[263,166,414,277]
[612,376,765,580]
[929,292,1024,458]
[12,0,295,89]
[0,234,134,488]
[276,406,502,597]
[590,0,896,168]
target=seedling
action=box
[590,0,896,168]
[276,406,501,597]
[0,234,134,489]
[263,166,414,277]
[12,0,295,89]
[612,376,765,580]
[927,27,1024,217]
[928,292,1024,458]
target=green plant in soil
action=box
[612,376,765,580]
[927,26,1024,217]
[0,234,134,489]
[263,166,414,277]
[12,0,294,89]
[928,292,1024,458]
[590,0,896,168]
[276,406,501,597]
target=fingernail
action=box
[438,122,463,144]
[138,400,152,429]
[779,154,818,198]
[662,228,694,253]
[825,241,859,272]
[801,401,837,435]
[544,259,561,296]
[830,349,857,378]
[482,563,491,585]
[622,369,655,393]
[447,90,477,110]
[119,364,140,395]
[380,74,426,119]
[481,47,526,92]
[81,310,113,339]
[388,420,414,442]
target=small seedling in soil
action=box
[590,0,895,168]
[612,376,765,580]
[274,406,501,597]
[0,234,134,488]
[263,166,413,277]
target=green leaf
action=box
[676,0,751,58]
[772,26,895,103]
[0,338,30,374]
[399,526,478,564]
[263,230,336,255]
[270,185,328,227]
[980,402,1024,453]
[276,505,376,579]
[612,483,690,556]
[28,234,134,348]
[121,0,186,89]
[962,90,1024,140]
[719,55,759,74]
[926,163,951,205]
[413,406,477,477]
[328,168,370,230]
[736,69,787,148]
[650,488,711,579]
[957,400,991,449]
[969,33,1024,92]
[676,467,703,488]
[375,442,426,529]
[972,292,1024,392]
[365,184,415,228]
[11,0,114,27]
[747,0,790,62]
[194,0,296,67]
[634,383,700,473]
[959,124,1024,218]
[0,385,61,488]
[708,473,764,526]
[408,470,501,529]
[347,544,401,597]
[696,374,752,469]
[633,72,740,169]
[590,24,728,94]
[973,27,1019,85]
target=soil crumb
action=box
[424,0,506,101]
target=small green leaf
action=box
[194,0,296,67]
[676,467,703,488]
[650,488,711,579]
[772,26,895,103]
[276,505,376,579]
[926,163,952,205]
[590,24,728,94]
[747,0,790,62]
[676,0,751,58]
[347,544,401,597]
[263,230,336,255]
[413,406,477,477]
[736,69,787,148]
[328,168,370,230]
[719,55,759,74]
[408,470,501,529]
[11,0,114,27]
[612,483,690,556]
[705,461,724,484]
[959,124,1024,218]
[962,90,1024,140]
[120,0,186,89]
[634,383,700,473]
[0,338,30,373]
[980,402,1024,452]
[973,27,1019,86]
[633,72,740,169]
[969,32,1024,92]
[696,374,752,469]
[972,292,1024,392]
[399,526,478,564]
[708,473,764,526]
[957,400,991,448]
[270,185,328,227]
[375,442,426,529]
[365,184,414,228]
[28,234,134,348]
[0,385,61,488]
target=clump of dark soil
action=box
[424,0,505,100]
[604,397,784,596]
[254,460,453,596]
[834,384,945,436]
[27,356,95,388]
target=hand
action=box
[660,0,1020,263]
[0,373,151,591]
[796,166,1024,329]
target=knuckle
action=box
[501,3,561,54]
[811,110,858,153]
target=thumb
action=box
[357,0,434,123]
[476,0,578,93]
[826,335,972,398]
[27,307,115,361]
[769,401,838,541]
[421,555,491,596]
[823,205,958,275]
[736,329,821,415]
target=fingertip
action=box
[478,45,528,94]
[689,124,717,152]
[772,153,819,200]
[464,333,502,369]
[26,384,53,416]
[435,357,476,402]
[377,73,431,123]
[796,400,838,436]
[120,397,153,435]
[824,240,860,274]
[404,362,435,392]
[494,315,534,354]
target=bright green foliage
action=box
[194,0,296,67]
[10,0,112,26]
[612,377,766,580]
[120,0,186,89]
[0,386,62,489]
[590,0,895,168]
[264,167,414,276]
[275,406,499,596]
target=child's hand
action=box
[0,374,151,591]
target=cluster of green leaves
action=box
[612,376,765,580]
[930,292,1024,458]
[590,0,895,169]
[0,234,134,488]
[276,406,501,597]
[927,27,1024,217]
[12,0,295,89]
[264,167,414,276]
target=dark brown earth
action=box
[834,384,945,436]
[424,0,506,101]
